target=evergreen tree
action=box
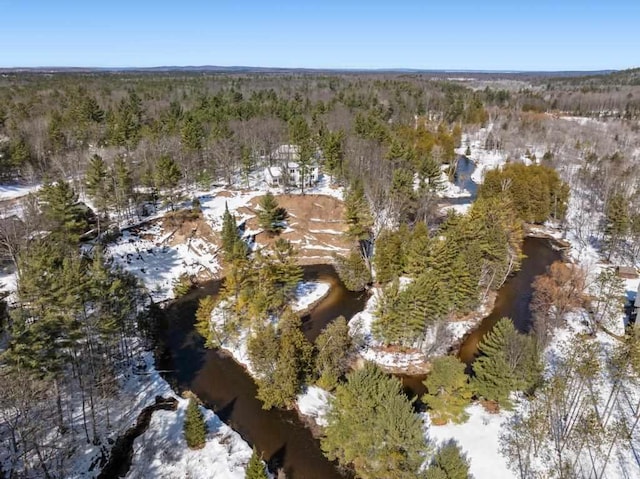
[423,356,472,425]
[390,167,417,222]
[344,180,373,242]
[604,193,629,260]
[195,295,216,344]
[472,318,540,409]
[39,180,88,244]
[333,248,371,292]
[322,363,428,479]
[245,447,269,479]
[247,323,279,379]
[425,440,471,479]
[181,115,204,152]
[85,154,110,231]
[8,137,31,169]
[479,163,568,223]
[183,398,207,449]
[257,192,288,235]
[418,153,444,192]
[373,227,406,283]
[112,155,134,219]
[221,202,247,262]
[154,154,182,210]
[255,310,313,409]
[373,269,449,346]
[404,221,431,277]
[321,129,344,179]
[172,273,193,298]
[314,316,353,390]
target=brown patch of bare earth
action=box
[246,194,353,264]
[161,210,220,248]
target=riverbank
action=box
[156,274,353,479]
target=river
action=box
[457,236,562,364]
[154,264,367,479]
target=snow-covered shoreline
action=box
[116,352,255,479]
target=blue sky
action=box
[1,0,638,70]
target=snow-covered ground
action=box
[0,183,40,201]
[292,281,331,312]
[427,404,513,479]
[126,396,254,479]
[1,344,258,479]
[296,386,332,427]
[109,224,219,302]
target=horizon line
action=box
[0,64,633,74]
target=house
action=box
[263,144,321,188]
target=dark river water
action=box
[457,236,562,364]
[155,264,367,479]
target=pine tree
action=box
[221,202,247,263]
[315,316,353,390]
[425,440,471,479]
[255,310,313,409]
[39,180,87,242]
[321,129,344,179]
[423,356,472,425]
[322,363,428,479]
[245,447,269,479]
[112,155,133,219]
[604,193,629,260]
[373,227,406,283]
[404,221,431,277]
[418,153,444,192]
[154,154,182,210]
[195,295,216,344]
[344,180,373,242]
[85,154,110,231]
[333,248,371,292]
[472,318,540,409]
[257,192,288,235]
[181,115,204,152]
[183,398,207,449]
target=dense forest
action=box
[1,69,640,479]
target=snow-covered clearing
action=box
[109,224,219,302]
[105,172,345,302]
